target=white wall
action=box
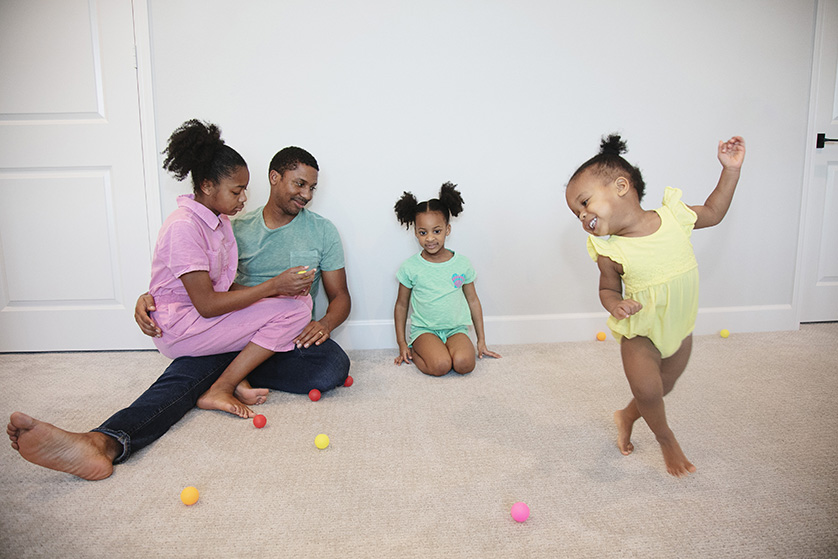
[147,0,817,350]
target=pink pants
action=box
[152,295,313,359]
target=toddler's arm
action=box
[597,256,642,319]
[463,282,501,359]
[394,284,413,365]
[691,136,745,229]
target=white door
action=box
[0,0,154,351]
[799,0,838,323]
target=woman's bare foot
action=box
[6,412,118,480]
[196,387,254,418]
[657,434,696,477]
[613,409,635,455]
[234,381,268,406]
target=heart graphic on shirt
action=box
[451,273,465,288]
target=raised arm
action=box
[689,136,746,229]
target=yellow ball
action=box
[180,486,199,506]
[720,329,730,339]
[314,434,330,450]
[596,332,607,341]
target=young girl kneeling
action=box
[393,182,500,376]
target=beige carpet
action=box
[1,324,836,558]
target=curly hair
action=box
[569,134,646,201]
[161,119,246,193]
[394,182,465,229]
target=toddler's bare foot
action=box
[613,409,635,455]
[6,412,117,480]
[234,381,268,406]
[197,388,254,418]
[657,434,696,477]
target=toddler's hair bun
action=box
[599,134,627,156]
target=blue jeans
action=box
[92,339,350,463]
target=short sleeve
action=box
[161,220,211,278]
[587,235,626,268]
[318,219,345,272]
[460,254,477,284]
[396,259,414,288]
[662,187,697,236]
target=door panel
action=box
[0,0,154,350]
[800,0,838,322]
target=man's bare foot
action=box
[613,409,635,455]
[6,412,117,480]
[657,435,696,477]
[234,381,268,406]
[196,388,254,418]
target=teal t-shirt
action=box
[396,251,476,330]
[232,207,345,316]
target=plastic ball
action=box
[720,329,730,338]
[180,486,199,506]
[344,376,354,387]
[315,434,330,449]
[510,501,530,523]
[596,332,607,341]
[308,389,322,402]
[253,414,267,429]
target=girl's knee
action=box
[420,357,452,377]
[452,356,475,375]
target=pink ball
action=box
[308,389,321,402]
[252,414,267,429]
[344,376,354,387]
[510,502,530,523]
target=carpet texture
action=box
[1,324,836,558]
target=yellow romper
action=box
[587,187,699,358]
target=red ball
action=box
[308,389,322,402]
[344,376,354,387]
[252,414,267,428]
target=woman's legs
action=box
[196,343,274,418]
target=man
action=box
[7,147,351,480]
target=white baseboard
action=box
[332,304,799,351]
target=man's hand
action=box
[294,319,331,349]
[134,293,161,337]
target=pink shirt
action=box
[149,194,237,300]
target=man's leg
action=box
[92,353,237,463]
[6,352,235,480]
[246,338,350,393]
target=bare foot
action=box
[196,387,254,418]
[6,412,117,480]
[234,381,268,406]
[613,409,635,455]
[657,435,696,477]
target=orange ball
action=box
[180,486,199,506]
[596,332,607,341]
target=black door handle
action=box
[817,133,838,148]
